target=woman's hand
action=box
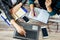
[45,0,52,8]
[31,10,36,17]
[45,0,52,12]
[10,19,26,36]
[30,4,36,17]
[16,26,26,36]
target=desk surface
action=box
[49,15,60,22]
[16,18,48,27]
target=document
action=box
[28,8,50,24]
[15,7,28,20]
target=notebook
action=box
[28,8,50,24]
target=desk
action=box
[48,15,60,32]
[16,18,48,27]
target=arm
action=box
[10,3,22,14]
[10,0,26,14]
[46,6,56,16]
[29,0,35,10]
[29,0,35,16]
[0,0,26,36]
[29,0,34,11]
[45,0,60,16]
[47,7,57,16]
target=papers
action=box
[28,8,50,24]
[14,7,27,20]
[13,7,49,24]
[16,8,26,17]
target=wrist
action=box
[10,19,16,24]
[46,6,52,12]
[10,19,21,28]
[31,9,34,12]
[45,4,51,8]
[46,6,51,8]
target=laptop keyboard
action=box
[25,30,37,39]
[14,30,38,40]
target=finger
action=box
[45,0,49,3]
[45,0,49,4]
[45,0,52,4]
[20,31,25,36]
[48,0,52,2]
[21,29,26,35]
[23,31,26,36]
[46,0,47,1]
[46,0,51,2]
[49,0,52,2]
[24,33,26,37]
[46,0,49,2]
[23,30,26,35]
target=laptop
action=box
[28,8,50,24]
[13,22,40,40]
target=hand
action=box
[45,0,52,8]
[10,19,26,36]
[16,26,26,36]
[31,10,36,17]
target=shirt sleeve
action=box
[49,0,60,16]
[0,0,14,21]
[16,0,27,5]
[29,0,35,5]
[21,0,26,3]
[49,9,57,16]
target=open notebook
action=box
[28,8,50,24]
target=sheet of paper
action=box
[28,8,50,24]
[16,8,26,18]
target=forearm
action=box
[46,6,56,16]
[10,19,21,28]
[30,4,34,11]
[29,0,35,10]
[10,3,23,14]
[10,0,27,14]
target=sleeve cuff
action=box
[29,0,34,5]
[48,10,56,16]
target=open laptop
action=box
[28,8,50,24]
[13,22,40,40]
